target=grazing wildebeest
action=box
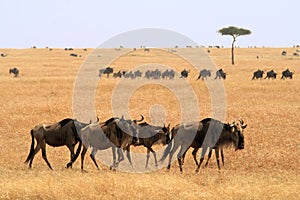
[293,52,299,57]
[160,118,247,172]
[252,69,264,80]
[113,71,123,78]
[215,69,226,80]
[180,69,189,79]
[70,53,78,57]
[80,116,144,170]
[9,67,19,77]
[282,51,287,56]
[144,48,150,52]
[99,67,114,78]
[265,70,277,79]
[24,118,91,169]
[1,53,7,57]
[197,69,211,80]
[134,122,171,168]
[281,69,294,79]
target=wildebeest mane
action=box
[59,118,73,127]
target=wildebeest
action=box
[215,69,226,80]
[133,122,171,168]
[252,69,264,80]
[99,67,114,78]
[282,51,287,56]
[113,71,123,78]
[9,67,19,77]
[281,69,294,79]
[160,118,247,172]
[24,118,91,169]
[80,116,143,170]
[265,70,277,79]
[197,69,211,80]
[144,48,150,52]
[70,53,78,57]
[180,69,189,79]
[1,53,7,57]
[162,69,175,79]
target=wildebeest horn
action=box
[239,119,247,129]
[133,115,144,123]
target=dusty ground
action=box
[0,47,299,199]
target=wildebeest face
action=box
[161,123,171,145]
[230,120,247,150]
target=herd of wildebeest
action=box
[98,67,294,80]
[24,115,247,173]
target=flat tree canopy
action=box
[218,26,251,65]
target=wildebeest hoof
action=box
[66,162,73,168]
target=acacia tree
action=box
[218,26,251,65]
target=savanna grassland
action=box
[0,47,299,199]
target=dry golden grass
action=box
[0,47,299,199]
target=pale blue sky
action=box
[1,0,299,48]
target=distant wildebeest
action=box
[24,118,92,169]
[180,69,189,79]
[134,122,171,168]
[65,48,74,51]
[252,69,264,80]
[99,67,114,78]
[265,70,277,79]
[1,53,7,57]
[215,69,226,80]
[197,69,211,80]
[293,52,299,57]
[70,53,78,57]
[134,70,143,79]
[162,69,175,79]
[9,68,19,77]
[80,116,143,170]
[160,118,247,172]
[281,51,287,56]
[113,71,123,78]
[144,48,150,52]
[281,69,294,79]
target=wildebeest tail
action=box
[24,130,34,163]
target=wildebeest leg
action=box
[124,146,133,168]
[145,149,151,169]
[192,148,199,166]
[66,144,75,169]
[204,147,213,167]
[148,147,158,167]
[81,146,87,170]
[196,147,208,173]
[28,144,41,168]
[167,140,180,170]
[177,143,189,173]
[41,142,53,170]
[90,148,99,169]
[117,148,124,163]
[110,146,117,170]
[215,147,221,170]
[221,148,225,166]
[67,141,82,168]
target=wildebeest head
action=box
[225,119,247,150]
[117,116,139,145]
[159,123,171,145]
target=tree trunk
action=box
[231,36,236,65]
